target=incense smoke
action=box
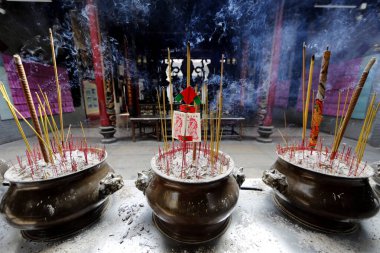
[2,0,380,120]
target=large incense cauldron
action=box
[263,155,379,233]
[136,149,244,244]
[372,162,380,197]
[0,150,123,241]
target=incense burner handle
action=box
[0,159,10,186]
[262,169,288,194]
[232,167,245,188]
[135,169,153,195]
[99,172,124,199]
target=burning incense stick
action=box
[302,42,306,143]
[49,28,64,141]
[331,57,376,159]
[309,48,330,148]
[14,55,50,163]
[0,83,31,152]
[303,55,315,143]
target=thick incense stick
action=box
[301,42,306,143]
[303,55,315,138]
[14,55,49,163]
[331,57,376,159]
[309,48,330,148]
[0,83,31,152]
[49,28,64,141]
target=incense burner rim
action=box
[276,152,375,179]
[150,149,235,184]
[4,148,108,184]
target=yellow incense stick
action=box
[80,121,87,145]
[162,88,168,150]
[356,94,375,152]
[65,124,71,144]
[0,83,31,152]
[2,94,54,155]
[216,55,224,157]
[39,105,53,162]
[334,90,342,140]
[36,92,59,143]
[49,28,64,141]
[338,89,350,135]
[304,55,315,137]
[156,89,165,144]
[356,94,378,161]
[357,104,378,161]
[302,42,306,142]
[187,42,190,88]
[168,48,174,145]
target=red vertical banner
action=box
[86,0,110,126]
[263,0,285,126]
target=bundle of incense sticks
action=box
[0,30,91,174]
[355,93,379,163]
[331,57,376,159]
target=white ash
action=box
[46,204,55,216]
[118,199,158,250]
[5,149,103,182]
[154,149,230,181]
[279,150,373,178]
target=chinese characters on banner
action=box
[172,111,201,142]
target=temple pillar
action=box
[86,0,116,143]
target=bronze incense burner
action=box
[372,162,380,197]
[136,150,244,244]
[0,150,123,241]
[263,156,379,233]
